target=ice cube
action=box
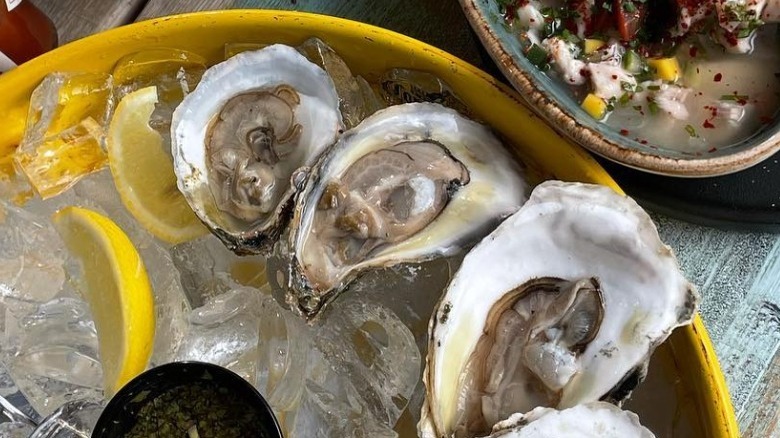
[0,169,37,207]
[379,68,470,115]
[3,298,102,416]
[170,234,267,308]
[112,48,206,103]
[224,42,267,59]
[288,374,398,438]
[297,37,380,128]
[356,75,387,116]
[0,362,41,425]
[313,294,421,427]
[176,286,261,382]
[13,73,113,199]
[0,422,35,437]
[256,290,310,413]
[0,200,66,307]
[353,258,462,426]
[29,398,103,438]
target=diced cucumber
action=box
[622,50,644,74]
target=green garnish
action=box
[722,3,764,38]
[623,1,637,12]
[606,96,618,112]
[526,44,549,67]
[647,98,659,114]
[720,94,749,101]
[538,7,579,38]
[685,124,697,137]
[560,29,581,44]
[647,85,661,91]
[619,92,632,105]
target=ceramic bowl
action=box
[459,0,780,177]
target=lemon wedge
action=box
[107,86,207,244]
[52,206,155,396]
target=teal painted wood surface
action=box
[25,0,780,435]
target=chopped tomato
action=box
[614,0,647,40]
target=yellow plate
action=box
[0,10,738,437]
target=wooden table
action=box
[30,0,780,436]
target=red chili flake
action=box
[708,147,718,152]
[640,139,648,144]
[611,74,618,80]
[580,68,591,77]
[620,129,630,135]
[689,46,698,57]
[704,105,718,118]
[703,120,715,129]
[714,73,722,82]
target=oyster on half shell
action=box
[420,181,698,438]
[287,103,529,318]
[172,44,343,254]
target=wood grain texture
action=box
[29,0,147,45]
[31,0,780,435]
[652,215,780,436]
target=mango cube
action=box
[648,57,681,82]
[581,93,608,120]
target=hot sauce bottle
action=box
[0,0,57,73]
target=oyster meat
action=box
[486,402,654,438]
[420,181,698,438]
[287,102,529,318]
[172,44,343,254]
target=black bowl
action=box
[92,362,283,438]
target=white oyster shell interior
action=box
[172,44,342,252]
[420,181,698,438]
[485,402,655,438]
[289,102,529,316]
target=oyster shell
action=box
[420,181,698,438]
[287,103,529,318]
[485,402,654,438]
[172,44,343,254]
